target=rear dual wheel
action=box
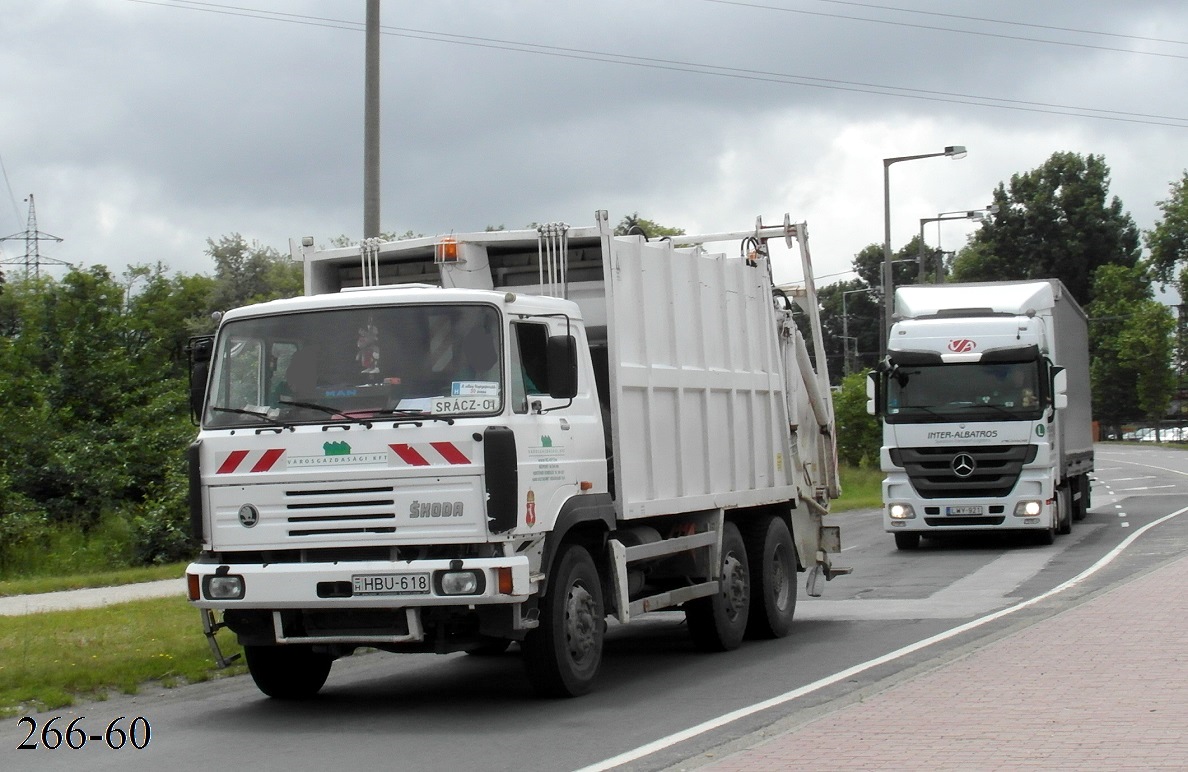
[1056,486,1073,535]
[687,522,751,651]
[743,516,797,639]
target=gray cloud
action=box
[3,0,1185,289]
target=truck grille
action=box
[285,485,397,537]
[892,445,1037,499]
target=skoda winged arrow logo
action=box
[951,453,977,478]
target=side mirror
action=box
[546,334,578,400]
[1051,367,1068,410]
[866,372,879,416]
[188,336,214,424]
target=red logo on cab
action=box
[948,339,976,353]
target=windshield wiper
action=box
[278,399,375,427]
[370,408,455,424]
[210,406,286,426]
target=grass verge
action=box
[833,465,882,512]
[0,595,244,717]
[0,563,189,598]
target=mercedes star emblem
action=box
[951,453,976,478]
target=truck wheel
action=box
[1072,476,1089,521]
[1056,486,1072,535]
[893,532,920,551]
[687,521,750,652]
[244,644,332,699]
[523,543,604,697]
[1033,502,1057,545]
[743,516,796,639]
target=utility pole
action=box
[0,194,69,279]
[363,0,381,238]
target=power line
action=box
[0,152,23,230]
[124,1,1188,129]
[700,0,1188,60]
[810,0,1188,47]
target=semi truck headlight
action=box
[437,570,484,595]
[204,574,246,600]
[1014,501,1043,517]
[889,503,916,519]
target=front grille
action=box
[924,516,1007,527]
[892,445,1037,499]
[285,484,397,537]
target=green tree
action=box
[833,372,880,468]
[1087,264,1175,436]
[818,279,879,381]
[1146,171,1188,298]
[614,213,685,238]
[207,234,302,310]
[950,152,1140,305]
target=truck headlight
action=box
[204,574,246,600]
[436,570,485,595]
[889,503,916,520]
[1014,501,1043,517]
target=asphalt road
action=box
[6,444,1187,772]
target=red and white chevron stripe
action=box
[214,448,286,475]
[388,442,472,467]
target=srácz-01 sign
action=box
[432,396,499,414]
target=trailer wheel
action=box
[1056,486,1072,535]
[687,521,750,652]
[743,516,796,639]
[523,543,604,697]
[244,644,332,700]
[893,532,920,551]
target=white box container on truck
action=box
[185,211,848,698]
[866,279,1093,550]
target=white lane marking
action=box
[575,505,1188,772]
[1118,485,1177,492]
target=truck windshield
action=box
[886,360,1042,423]
[203,303,503,427]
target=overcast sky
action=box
[3,0,1186,292]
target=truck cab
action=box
[867,281,1092,549]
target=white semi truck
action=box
[185,211,847,698]
[867,280,1093,550]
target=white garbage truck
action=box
[866,279,1093,550]
[185,211,847,698]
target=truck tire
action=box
[244,644,332,700]
[686,521,750,652]
[893,532,920,551]
[743,516,796,639]
[1072,475,1089,521]
[1056,486,1072,535]
[523,543,604,697]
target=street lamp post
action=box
[917,204,996,283]
[881,145,967,358]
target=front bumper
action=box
[186,556,533,610]
[882,471,1054,533]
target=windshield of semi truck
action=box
[203,303,503,427]
[886,360,1042,422]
